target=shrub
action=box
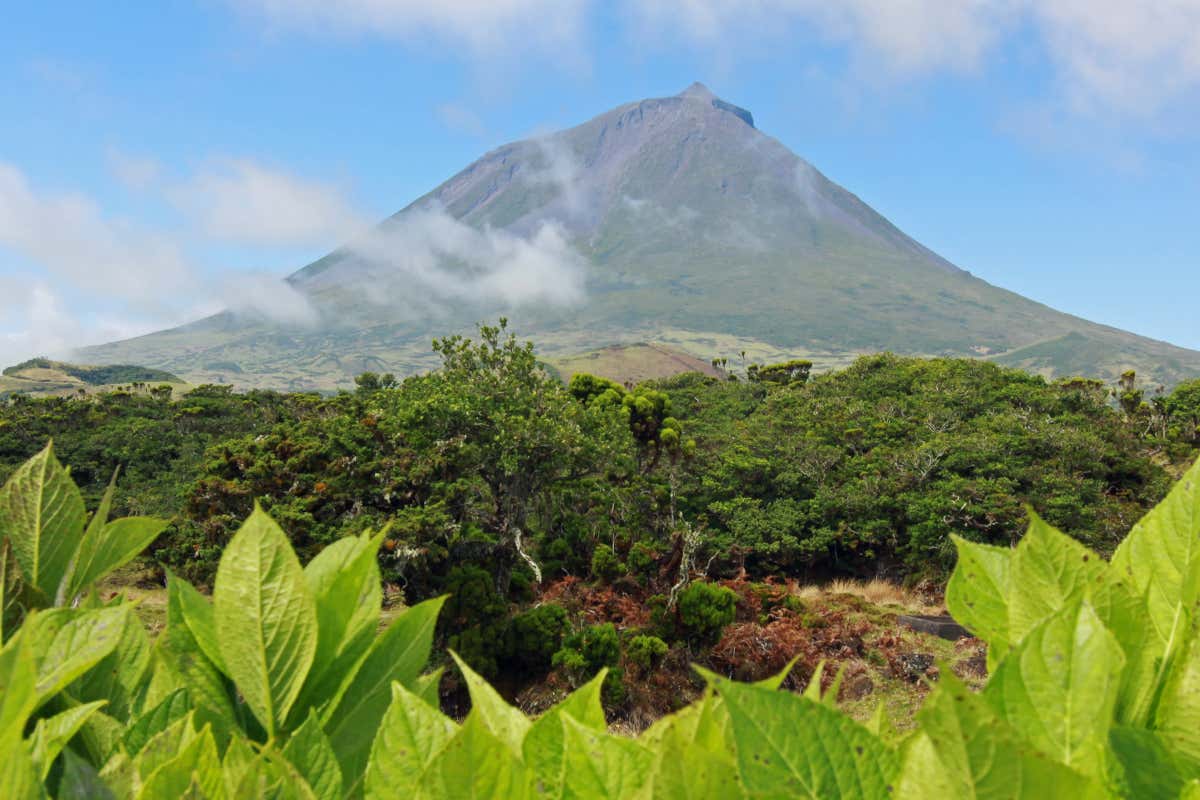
[677,581,737,645]
[590,543,625,583]
[626,634,669,671]
[440,565,508,677]
[553,622,625,704]
[505,603,570,674]
[627,540,659,580]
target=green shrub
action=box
[440,565,508,677]
[677,581,737,645]
[626,634,669,670]
[590,543,625,583]
[627,540,659,579]
[505,603,569,674]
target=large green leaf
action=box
[132,712,198,786]
[560,714,654,799]
[422,713,535,800]
[58,748,115,800]
[1155,634,1200,770]
[896,669,1103,798]
[282,710,343,800]
[449,650,531,758]
[28,700,106,779]
[167,573,226,674]
[154,621,237,741]
[718,679,899,798]
[303,532,382,682]
[213,506,318,738]
[72,603,152,722]
[522,670,608,798]
[0,729,46,800]
[63,516,167,606]
[0,628,39,737]
[0,537,22,644]
[647,705,743,800]
[365,682,458,800]
[984,601,1124,779]
[946,536,1012,664]
[135,724,223,800]
[26,606,128,709]
[323,595,445,784]
[1109,456,1200,698]
[123,688,192,757]
[0,442,85,602]
[1108,726,1200,799]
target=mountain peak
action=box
[677,82,754,128]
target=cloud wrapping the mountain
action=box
[340,206,587,314]
[170,159,367,248]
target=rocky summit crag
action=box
[79,83,1200,390]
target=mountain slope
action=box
[79,83,1200,389]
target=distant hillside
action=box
[0,358,183,398]
[547,343,723,385]
[79,83,1200,390]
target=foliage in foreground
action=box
[2,444,1200,797]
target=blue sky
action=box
[2,1,1199,364]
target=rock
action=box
[897,614,970,640]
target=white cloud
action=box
[326,205,587,314]
[171,159,367,248]
[107,150,163,192]
[230,0,589,56]
[436,102,487,137]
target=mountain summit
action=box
[80,84,1200,389]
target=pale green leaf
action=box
[0,628,39,737]
[413,667,444,709]
[64,516,167,605]
[0,442,85,602]
[154,621,237,742]
[213,506,318,737]
[0,729,46,800]
[27,606,128,709]
[71,603,152,722]
[0,537,22,644]
[984,601,1124,779]
[282,710,343,800]
[647,707,742,800]
[1156,635,1200,770]
[522,669,608,798]
[946,535,1013,661]
[450,650,531,758]
[422,713,534,800]
[896,669,1104,798]
[364,682,457,800]
[135,724,223,800]
[718,679,899,798]
[123,688,192,757]
[324,595,446,785]
[561,714,654,799]
[28,699,105,779]
[167,573,226,674]
[133,712,197,784]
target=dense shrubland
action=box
[2,439,1200,796]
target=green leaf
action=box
[647,706,743,800]
[282,710,343,800]
[213,506,318,738]
[449,650,530,758]
[984,601,1124,779]
[28,699,106,779]
[304,532,382,682]
[718,679,899,798]
[123,688,193,757]
[946,536,1012,665]
[71,603,152,722]
[26,606,128,709]
[522,669,608,798]
[1155,634,1200,770]
[0,442,86,603]
[1007,513,1107,643]
[422,713,534,800]
[0,729,46,800]
[413,667,444,709]
[58,748,115,800]
[167,573,226,674]
[0,537,23,644]
[154,620,237,742]
[364,682,457,800]
[135,724,223,800]
[324,595,446,785]
[1110,456,1200,700]
[75,707,126,766]
[560,714,654,799]
[1109,726,1200,799]
[0,628,39,737]
[896,669,1103,798]
[63,516,167,606]
[133,712,198,784]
